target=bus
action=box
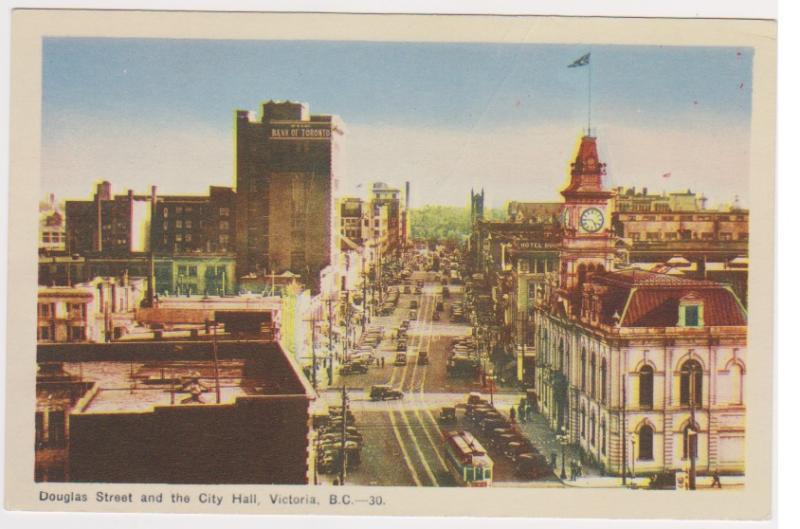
[442,430,494,487]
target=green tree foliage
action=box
[410,206,470,243]
[410,205,508,242]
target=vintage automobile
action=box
[417,350,429,365]
[409,309,418,320]
[438,406,457,423]
[410,299,419,310]
[339,362,369,375]
[394,352,408,366]
[648,470,678,490]
[514,453,552,479]
[369,384,404,401]
[467,392,484,406]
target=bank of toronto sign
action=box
[270,125,332,139]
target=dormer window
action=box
[679,293,704,328]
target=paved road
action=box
[315,271,555,487]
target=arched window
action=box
[639,425,654,460]
[600,358,608,403]
[590,410,596,446]
[600,419,607,455]
[543,329,549,366]
[680,359,703,407]
[590,353,597,399]
[580,405,586,438]
[682,423,698,460]
[580,348,587,390]
[639,365,654,409]
[731,363,744,405]
[559,338,565,371]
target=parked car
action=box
[417,350,429,365]
[515,453,551,479]
[410,299,419,310]
[648,470,677,490]
[369,384,404,401]
[339,363,368,375]
[438,406,457,423]
[394,353,408,366]
[409,309,418,320]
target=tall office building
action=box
[235,101,345,293]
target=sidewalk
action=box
[507,406,605,479]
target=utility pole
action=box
[339,384,348,485]
[622,375,627,486]
[325,296,336,365]
[303,316,320,390]
[212,321,221,404]
[361,261,368,334]
[521,309,528,386]
[689,359,699,490]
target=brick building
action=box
[151,185,236,254]
[235,101,345,293]
[36,340,314,484]
[37,276,146,343]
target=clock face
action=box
[580,207,604,233]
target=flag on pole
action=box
[568,53,591,68]
[662,172,672,179]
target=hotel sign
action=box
[514,240,560,250]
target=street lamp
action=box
[556,427,568,480]
[630,437,637,487]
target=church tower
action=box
[559,135,616,293]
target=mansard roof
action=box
[585,269,747,328]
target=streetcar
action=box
[442,430,494,487]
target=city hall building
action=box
[530,135,747,476]
[235,101,345,294]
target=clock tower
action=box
[559,134,616,293]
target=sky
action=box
[41,39,753,208]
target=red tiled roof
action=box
[622,288,746,327]
[587,270,746,328]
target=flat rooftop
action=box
[69,358,310,414]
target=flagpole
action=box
[588,56,592,136]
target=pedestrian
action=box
[576,460,583,478]
[518,404,526,423]
[569,460,576,481]
[509,406,516,422]
[711,468,722,488]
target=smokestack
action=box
[405,181,410,210]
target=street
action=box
[314,269,553,487]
